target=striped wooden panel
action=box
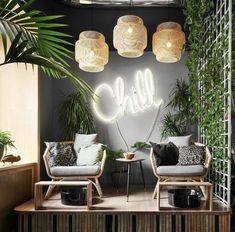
[17,212,231,232]
[0,168,34,232]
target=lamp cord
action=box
[91,0,94,30]
[129,0,133,15]
[167,0,169,22]
[115,120,130,151]
[115,103,163,152]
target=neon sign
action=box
[92,68,163,123]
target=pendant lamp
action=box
[75,31,109,72]
[113,15,147,58]
[152,22,185,63]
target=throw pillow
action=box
[76,143,105,166]
[168,135,192,147]
[150,142,179,167]
[177,145,205,166]
[73,133,97,156]
[47,142,77,167]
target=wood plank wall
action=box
[0,164,37,232]
[17,212,231,232]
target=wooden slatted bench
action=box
[34,181,92,210]
[157,181,213,211]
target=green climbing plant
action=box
[183,0,231,188]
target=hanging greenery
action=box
[183,0,214,121]
[232,0,235,91]
[183,0,231,188]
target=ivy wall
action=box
[184,0,233,205]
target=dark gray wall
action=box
[37,1,188,185]
[40,52,189,185]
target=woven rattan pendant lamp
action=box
[75,31,109,72]
[113,15,147,58]
[152,22,185,63]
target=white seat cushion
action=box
[157,165,205,176]
[51,165,101,177]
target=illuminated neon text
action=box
[92,68,163,122]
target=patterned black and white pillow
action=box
[47,143,77,167]
[177,145,205,166]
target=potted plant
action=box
[0,131,15,161]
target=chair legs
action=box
[200,178,207,198]
[153,178,162,199]
[152,182,158,199]
[44,181,56,200]
[94,178,103,198]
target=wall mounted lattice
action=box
[197,0,233,206]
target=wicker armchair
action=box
[43,141,107,199]
[150,142,212,199]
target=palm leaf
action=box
[166,78,192,122]
[166,79,190,110]
[59,92,95,140]
[0,0,94,97]
[0,0,72,77]
[1,32,93,97]
[161,112,187,139]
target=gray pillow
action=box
[46,142,77,167]
[76,143,104,166]
[168,135,192,147]
[73,133,97,156]
[177,145,205,166]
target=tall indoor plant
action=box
[0,0,93,97]
[0,130,15,160]
[161,79,192,138]
[59,92,95,140]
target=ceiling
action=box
[56,0,183,7]
[31,0,186,51]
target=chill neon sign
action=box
[92,68,163,123]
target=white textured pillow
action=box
[73,134,97,156]
[76,143,104,166]
[168,135,192,147]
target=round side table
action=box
[116,157,146,201]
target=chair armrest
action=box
[194,142,212,176]
[43,146,54,179]
[95,149,107,178]
[100,149,107,171]
[43,141,74,179]
[150,147,158,178]
[204,146,212,170]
